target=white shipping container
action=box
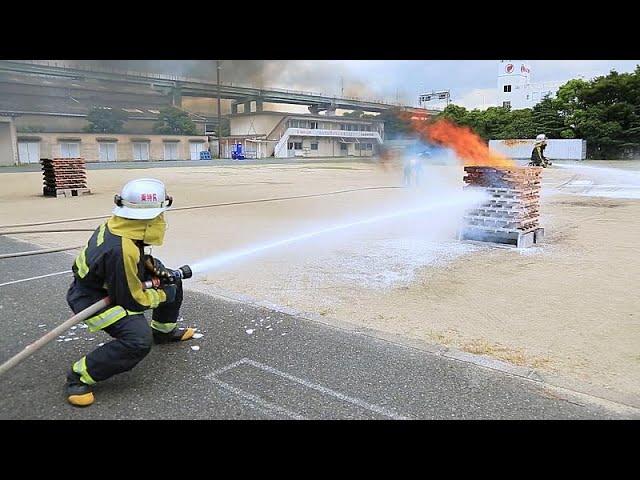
[489,139,586,160]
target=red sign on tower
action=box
[506,64,514,73]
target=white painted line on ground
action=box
[242,358,410,420]
[208,357,409,420]
[0,270,71,288]
[208,358,249,377]
[209,377,306,420]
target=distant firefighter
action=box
[403,145,431,187]
[530,134,552,168]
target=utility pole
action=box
[217,60,222,159]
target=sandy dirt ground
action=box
[1,159,639,401]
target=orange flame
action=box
[405,115,515,168]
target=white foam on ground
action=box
[191,346,200,351]
[555,163,640,199]
[298,237,484,290]
[192,333,204,339]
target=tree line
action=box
[84,106,199,135]
[378,66,640,159]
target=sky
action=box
[287,60,640,109]
[74,60,640,111]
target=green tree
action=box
[531,97,569,139]
[377,108,414,139]
[564,69,640,158]
[439,104,468,126]
[84,106,128,133]
[502,108,536,139]
[153,107,198,135]
[342,110,375,118]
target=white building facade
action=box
[497,60,564,110]
[221,112,384,159]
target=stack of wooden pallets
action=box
[460,166,544,248]
[41,158,91,198]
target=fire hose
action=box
[0,264,192,377]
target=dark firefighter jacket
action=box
[531,144,548,165]
[67,214,168,332]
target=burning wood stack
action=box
[460,166,544,248]
[41,158,91,198]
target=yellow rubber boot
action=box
[66,373,95,407]
[179,327,195,341]
[68,391,95,407]
[153,326,196,344]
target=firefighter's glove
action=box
[146,256,172,280]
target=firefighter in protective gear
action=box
[530,134,551,167]
[65,178,195,407]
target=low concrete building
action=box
[12,132,209,164]
[0,116,18,165]
[220,111,384,159]
[0,83,212,165]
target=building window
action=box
[98,142,117,162]
[60,142,80,158]
[294,142,302,150]
[163,142,179,160]
[310,142,318,150]
[18,141,40,164]
[132,142,150,161]
[340,143,348,151]
[502,101,511,109]
[504,85,512,93]
[355,143,372,151]
[287,142,294,150]
[189,142,206,160]
[310,121,318,129]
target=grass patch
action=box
[462,338,551,369]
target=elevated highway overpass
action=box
[0,60,434,117]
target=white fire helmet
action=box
[535,134,547,144]
[113,178,173,220]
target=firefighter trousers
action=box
[67,282,183,385]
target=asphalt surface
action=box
[0,235,633,419]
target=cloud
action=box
[453,88,497,110]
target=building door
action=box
[60,142,80,158]
[18,141,40,164]
[132,142,150,161]
[189,142,205,160]
[164,142,179,160]
[98,142,117,162]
